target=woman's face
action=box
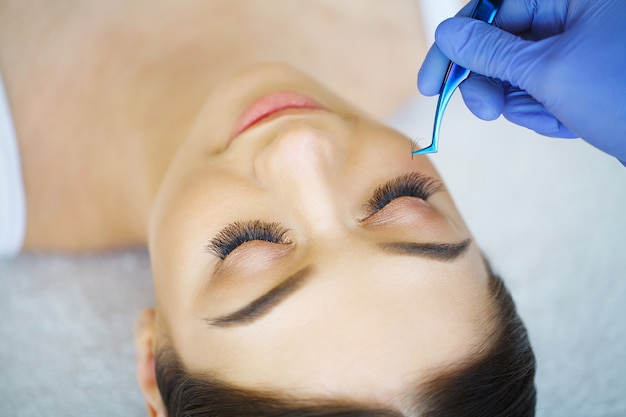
[146,64,492,409]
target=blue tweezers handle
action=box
[413,0,504,155]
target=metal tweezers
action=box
[413,0,504,155]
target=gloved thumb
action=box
[435,17,540,90]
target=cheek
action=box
[149,168,245,296]
[348,123,441,177]
[152,164,249,243]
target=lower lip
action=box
[230,91,327,140]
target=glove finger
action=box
[417,0,479,96]
[435,17,538,88]
[503,88,577,138]
[456,1,567,40]
[459,74,504,121]
[493,0,536,33]
[458,0,538,33]
[417,44,451,96]
[495,0,570,39]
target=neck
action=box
[2,0,425,251]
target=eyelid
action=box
[360,196,436,226]
[208,220,291,260]
[214,240,293,276]
[361,172,443,219]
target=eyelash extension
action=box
[208,220,290,260]
[365,172,444,213]
[410,137,424,158]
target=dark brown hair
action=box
[155,271,535,417]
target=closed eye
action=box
[364,172,443,215]
[208,220,290,260]
[208,173,441,260]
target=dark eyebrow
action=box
[207,240,470,328]
[206,266,313,328]
[377,239,472,261]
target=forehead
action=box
[168,242,493,407]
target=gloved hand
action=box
[418,0,626,165]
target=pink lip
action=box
[229,91,327,140]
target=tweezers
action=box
[413,0,504,155]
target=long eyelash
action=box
[410,137,424,158]
[208,220,290,260]
[365,172,444,213]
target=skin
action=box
[136,64,494,416]
[0,0,425,249]
[1,1,492,415]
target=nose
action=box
[255,124,347,233]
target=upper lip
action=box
[229,91,328,143]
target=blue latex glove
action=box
[418,0,626,165]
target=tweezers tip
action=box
[410,137,438,156]
[411,147,438,156]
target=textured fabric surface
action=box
[0,251,153,416]
[1,94,625,416]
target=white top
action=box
[0,72,26,258]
